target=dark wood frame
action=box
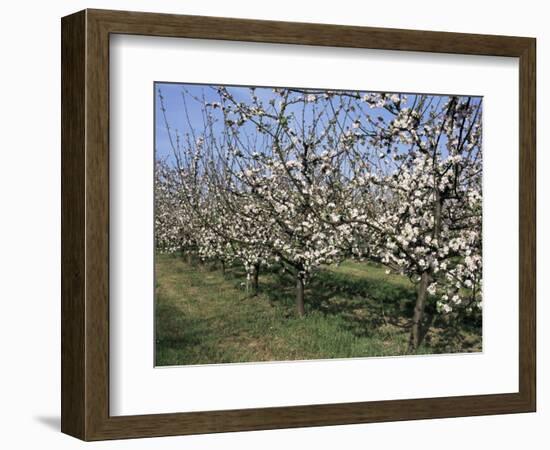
[61,8,536,441]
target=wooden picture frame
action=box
[61,9,536,441]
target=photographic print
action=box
[154,83,483,367]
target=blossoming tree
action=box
[333,93,483,350]
[155,85,483,350]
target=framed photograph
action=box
[61,9,536,440]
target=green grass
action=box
[155,255,482,366]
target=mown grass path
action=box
[155,255,481,366]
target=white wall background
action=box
[0,0,546,448]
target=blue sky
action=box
[155,83,264,162]
[154,82,482,164]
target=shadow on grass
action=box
[158,255,482,358]
[259,265,480,353]
[155,299,223,365]
[259,267,416,338]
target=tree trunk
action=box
[221,260,226,275]
[251,263,260,296]
[186,252,192,265]
[409,271,430,352]
[296,276,305,317]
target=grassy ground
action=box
[155,254,481,366]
